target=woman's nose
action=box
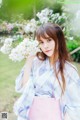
[44,43,48,48]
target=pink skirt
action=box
[28,96,62,120]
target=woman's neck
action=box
[48,54,58,67]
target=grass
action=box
[0,52,80,120]
[0,53,25,120]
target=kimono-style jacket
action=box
[13,56,80,120]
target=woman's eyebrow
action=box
[39,40,43,42]
[38,37,52,42]
[47,37,52,39]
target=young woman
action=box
[13,23,80,120]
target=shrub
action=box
[66,40,80,62]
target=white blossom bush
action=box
[9,38,40,62]
[0,21,14,32]
[36,8,53,24]
[0,8,73,62]
[0,36,6,44]
[0,38,13,54]
[50,13,67,26]
[24,19,37,34]
[0,8,68,35]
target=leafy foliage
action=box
[66,40,80,62]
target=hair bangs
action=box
[36,30,50,42]
[36,24,57,43]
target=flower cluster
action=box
[50,13,67,26]
[0,8,68,35]
[0,8,73,62]
[0,21,23,35]
[9,38,40,62]
[36,8,53,24]
[0,38,13,54]
[24,19,37,34]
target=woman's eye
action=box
[39,41,43,44]
[47,39,52,42]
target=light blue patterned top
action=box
[13,56,80,120]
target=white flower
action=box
[37,8,53,18]
[24,19,37,33]
[6,23,14,31]
[36,8,53,24]
[40,17,49,24]
[51,13,60,22]
[0,37,5,43]
[0,43,12,54]
[9,38,40,62]
[4,38,13,44]
[0,38,13,54]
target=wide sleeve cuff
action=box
[15,65,26,93]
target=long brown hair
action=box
[35,23,71,94]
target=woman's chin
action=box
[45,53,53,57]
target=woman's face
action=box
[39,36,55,57]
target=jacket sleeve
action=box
[63,66,80,120]
[15,60,34,93]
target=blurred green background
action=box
[0,0,64,22]
[0,0,80,120]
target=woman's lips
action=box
[45,50,51,52]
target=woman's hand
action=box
[21,55,36,87]
[26,55,36,62]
